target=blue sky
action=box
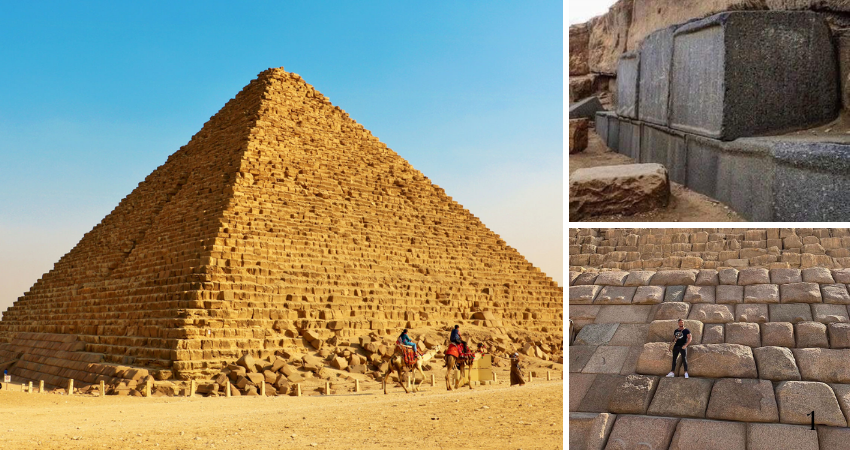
[0,1,564,311]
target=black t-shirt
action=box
[673,328,690,347]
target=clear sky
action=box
[0,1,563,314]
[568,0,618,25]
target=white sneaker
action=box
[666,372,675,377]
[684,372,689,379]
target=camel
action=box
[445,347,477,391]
[382,344,442,394]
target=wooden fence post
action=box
[67,379,74,396]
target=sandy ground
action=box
[0,379,563,450]
[569,131,744,222]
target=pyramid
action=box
[0,68,562,386]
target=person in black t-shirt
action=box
[666,318,692,378]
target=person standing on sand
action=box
[666,318,691,378]
[510,352,526,386]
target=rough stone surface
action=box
[753,346,801,381]
[570,305,601,329]
[570,96,605,119]
[569,412,616,450]
[570,164,670,220]
[623,270,655,286]
[633,286,664,305]
[706,378,778,423]
[822,284,850,304]
[770,268,802,284]
[769,304,812,323]
[780,282,822,303]
[574,323,620,346]
[587,0,632,75]
[725,322,761,348]
[595,271,629,286]
[608,374,659,415]
[747,423,819,450]
[688,304,732,323]
[795,321,829,348]
[716,285,744,304]
[719,268,739,285]
[609,324,649,346]
[647,320,703,344]
[652,270,698,286]
[569,24,590,76]
[595,286,637,305]
[647,377,713,418]
[735,303,768,323]
[793,348,850,383]
[761,322,796,348]
[570,285,602,305]
[829,322,850,349]
[802,267,834,284]
[812,303,849,324]
[654,301,689,320]
[638,25,675,126]
[695,270,719,286]
[570,346,598,373]
[578,374,627,413]
[817,425,850,450]
[635,342,676,376]
[775,381,846,427]
[668,419,745,450]
[683,285,715,304]
[570,373,597,411]
[574,272,599,285]
[744,284,780,304]
[664,285,687,303]
[616,52,640,119]
[595,305,653,324]
[583,346,631,374]
[687,344,757,378]
[603,415,679,450]
[738,268,771,286]
[570,119,590,154]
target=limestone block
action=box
[683,285,715,304]
[583,346,631,374]
[574,272,599,285]
[574,323,619,346]
[770,268,802,284]
[570,373,597,411]
[802,267,834,284]
[603,415,679,450]
[822,284,850,304]
[595,286,637,305]
[651,270,698,286]
[761,322,796,348]
[706,378,778,423]
[735,303,768,323]
[816,426,850,450]
[668,419,745,450]
[747,423,819,450]
[688,304,732,323]
[647,320,703,344]
[775,381,846,427]
[743,284,779,304]
[769,304,812,324]
[570,285,602,305]
[569,119,589,154]
[793,348,850,383]
[577,374,626,413]
[753,346,801,382]
[609,324,649,347]
[595,305,653,324]
[738,268,770,286]
[635,342,675,376]
[725,323,761,348]
[647,377,714,418]
[795,322,829,349]
[594,271,629,286]
[834,269,850,284]
[623,270,655,286]
[654,302,689,321]
[716,285,744,304]
[701,324,724,344]
[695,270,719,286]
[568,412,616,450]
[718,268,739,285]
[569,164,670,220]
[688,344,757,378]
[633,286,664,305]
[812,304,849,324]
[664,285,687,303]
[780,282,822,304]
[829,323,850,349]
[608,374,659,415]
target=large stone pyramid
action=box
[0,68,562,387]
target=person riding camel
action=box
[398,329,419,359]
[450,325,468,353]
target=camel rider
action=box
[399,329,419,358]
[450,325,468,353]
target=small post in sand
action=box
[67,379,74,396]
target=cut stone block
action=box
[616,52,639,119]
[694,269,719,286]
[647,377,713,419]
[640,123,687,184]
[702,324,724,345]
[635,342,676,376]
[595,305,653,324]
[716,285,744,304]
[574,323,619,346]
[683,285,715,304]
[738,268,770,286]
[833,269,850,284]
[669,11,838,141]
[569,373,597,411]
[569,96,604,120]
[829,323,850,349]
[735,303,768,323]
[718,268,739,285]
[775,381,846,427]
[795,322,829,349]
[617,117,642,161]
[595,286,637,305]
[761,322,796,348]
[569,164,670,220]
[753,346,801,381]
[812,304,850,324]
[706,378,778,423]
[725,322,761,348]
[802,267,834,284]
[638,26,675,126]
[569,119,590,154]
[817,426,850,450]
[573,272,599,285]
[620,345,644,375]
[747,423,819,450]
[688,304,732,323]
[822,284,850,304]
[780,282,822,303]
[688,344,757,378]
[793,348,850,383]
[577,374,626,413]
[654,302,690,321]
[569,305,601,329]
[769,304,812,324]
[770,268,802,284]
[570,346,598,373]
[652,270,698,286]
[594,271,629,286]
[603,415,679,450]
[583,346,631,374]
[633,286,664,305]
[664,285,687,303]
[647,320,703,344]
[609,324,649,347]
[608,374,659,415]
[568,412,616,450]
[744,284,780,304]
[623,270,655,286]
[570,285,601,305]
[668,419,745,450]
[830,384,850,429]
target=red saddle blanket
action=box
[398,342,417,366]
[447,343,474,362]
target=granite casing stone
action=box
[753,346,801,381]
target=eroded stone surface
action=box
[705,378,778,423]
[775,381,846,427]
[761,322,796,348]
[747,423,819,450]
[608,374,659,415]
[571,285,602,305]
[769,304,812,323]
[793,348,850,383]
[654,302,690,321]
[683,285,715,304]
[647,377,713,418]
[812,303,849,324]
[744,284,780,304]
[822,284,850,304]
[795,322,829,348]
[780,282,822,303]
[688,304,732,323]
[753,346,801,381]
[652,270,698,286]
[716,285,744,304]
[668,419,745,450]
[569,412,616,450]
[829,322,850,349]
[570,164,671,220]
[735,303,768,323]
[687,344,757,378]
[726,322,761,348]
[634,286,665,305]
[574,323,619,346]
[596,286,638,305]
[569,373,597,411]
[603,415,679,450]
[583,346,631,374]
